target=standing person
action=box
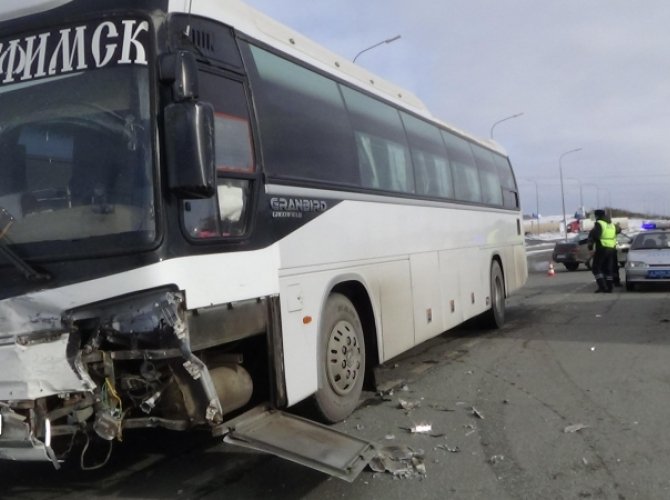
[587,209,617,293]
[611,222,623,287]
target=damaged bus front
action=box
[0,3,267,470]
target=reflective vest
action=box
[597,220,617,248]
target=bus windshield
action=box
[0,66,155,254]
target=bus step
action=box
[216,405,377,482]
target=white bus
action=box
[0,0,527,479]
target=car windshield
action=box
[631,232,670,250]
[0,66,155,256]
[617,233,632,244]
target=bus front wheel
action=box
[313,293,366,423]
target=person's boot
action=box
[594,277,608,293]
[605,278,614,292]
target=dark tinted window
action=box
[401,112,453,198]
[183,73,254,239]
[243,45,358,185]
[341,86,414,193]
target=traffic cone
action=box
[547,262,556,277]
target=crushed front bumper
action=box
[0,406,59,467]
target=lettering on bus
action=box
[0,19,149,85]
[270,197,328,219]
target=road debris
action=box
[488,454,505,464]
[429,403,455,412]
[377,389,395,401]
[563,423,589,433]
[471,406,485,419]
[435,444,461,453]
[384,434,396,440]
[464,424,477,437]
[398,398,422,411]
[368,445,427,479]
[409,423,432,434]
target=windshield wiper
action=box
[0,207,51,282]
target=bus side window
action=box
[493,154,519,209]
[471,144,503,206]
[182,73,255,239]
[401,112,453,199]
[441,131,481,203]
[355,133,379,189]
[340,86,414,194]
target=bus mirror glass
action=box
[160,51,199,101]
[164,101,216,198]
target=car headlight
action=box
[626,261,649,269]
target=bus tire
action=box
[313,293,366,423]
[481,260,505,329]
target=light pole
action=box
[559,148,582,240]
[489,112,524,139]
[353,35,402,63]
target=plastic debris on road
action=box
[435,444,461,453]
[471,406,485,419]
[488,454,505,464]
[564,423,589,433]
[368,445,427,479]
[409,423,432,434]
[429,403,455,412]
[398,398,421,411]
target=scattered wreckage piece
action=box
[368,445,427,479]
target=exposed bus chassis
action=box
[0,289,263,469]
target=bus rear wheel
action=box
[480,260,505,329]
[313,293,365,423]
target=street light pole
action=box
[559,148,582,240]
[353,35,402,63]
[489,112,524,139]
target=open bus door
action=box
[214,405,378,482]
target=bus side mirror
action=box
[164,101,216,198]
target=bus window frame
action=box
[180,66,260,243]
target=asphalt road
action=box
[4,248,670,499]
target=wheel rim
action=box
[326,320,363,396]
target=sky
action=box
[243,0,670,217]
